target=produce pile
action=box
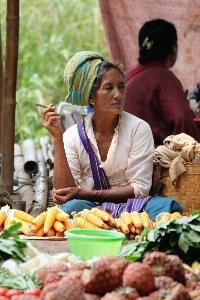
[0,205,183,240]
[2,252,200,299]
[72,208,183,241]
[0,205,74,237]
[1,211,200,299]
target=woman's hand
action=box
[52,187,81,205]
[42,104,64,137]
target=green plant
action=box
[1,0,108,145]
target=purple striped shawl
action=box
[77,119,151,218]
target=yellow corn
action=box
[129,223,136,233]
[0,210,6,226]
[106,215,116,227]
[4,217,12,228]
[128,233,136,240]
[115,218,129,235]
[53,220,65,232]
[80,209,105,228]
[33,211,47,232]
[35,226,45,237]
[160,212,171,223]
[63,218,75,230]
[14,210,34,223]
[56,231,64,237]
[170,212,182,221]
[44,207,59,233]
[90,208,110,222]
[14,217,32,236]
[56,212,69,222]
[135,227,143,235]
[75,217,102,229]
[120,212,132,227]
[130,211,143,228]
[140,212,153,228]
[47,228,56,237]
[30,224,37,234]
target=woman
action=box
[124,19,200,148]
[42,51,182,220]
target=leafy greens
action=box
[119,210,200,264]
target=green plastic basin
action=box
[64,229,125,261]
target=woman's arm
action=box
[53,184,135,205]
[42,105,76,189]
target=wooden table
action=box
[20,235,69,255]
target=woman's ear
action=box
[88,98,94,106]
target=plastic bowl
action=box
[64,229,125,261]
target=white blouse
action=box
[63,111,154,198]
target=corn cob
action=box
[63,218,75,230]
[4,217,12,228]
[80,209,106,228]
[56,212,69,222]
[159,212,171,223]
[140,211,153,228]
[135,227,143,235]
[14,210,34,223]
[0,210,6,226]
[14,217,32,236]
[90,208,110,222]
[75,216,102,229]
[130,211,143,228]
[47,228,56,237]
[32,211,47,232]
[115,218,129,234]
[44,207,59,233]
[170,212,182,221]
[106,215,116,227]
[35,226,45,237]
[129,223,136,233]
[128,233,136,240]
[135,235,140,242]
[53,220,65,232]
[56,231,64,237]
[30,224,37,234]
[120,212,132,227]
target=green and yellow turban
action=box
[64,51,104,106]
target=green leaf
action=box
[178,232,189,253]
[189,224,200,232]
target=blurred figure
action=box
[124,19,200,148]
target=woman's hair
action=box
[138,19,177,64]
[89,61,124,99]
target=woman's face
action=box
[89,68,126,115]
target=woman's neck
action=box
[92,113,119,135]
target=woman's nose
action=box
[113,87,121,99]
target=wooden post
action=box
[0,23,3,156]
[1,0,19,194]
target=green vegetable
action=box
[0,223,28,266]
[0,269,41,292]
[119,210,200,264]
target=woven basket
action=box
[158,164,200,216]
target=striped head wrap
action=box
[64,51,104,106]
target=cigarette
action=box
[34,102,48,108]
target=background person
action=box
[124,19,200,148]
[42,51,182,220]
